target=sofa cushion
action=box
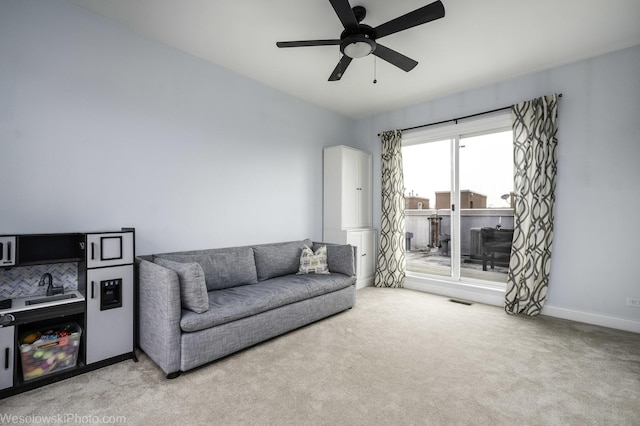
[297,245,330,275]
[180,273,356,333]
[153,258,209,313]
[252,239,312,281]
[155,246,258,291]
[313,243,356,277]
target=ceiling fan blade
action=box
[372,44,418,72]
[329,55,353,81]
[374,0,445,39]
[328,0,359,30]
[276,39,341,48]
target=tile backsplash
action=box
[0,263,79,299]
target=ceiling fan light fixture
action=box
[341,36,375,58]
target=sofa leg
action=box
[166,371,181,379]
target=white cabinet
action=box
[85,231,134,365]
[0,326,14,390]
[323,145,377,288]
[347,229,377,288]
[324,145,372,230]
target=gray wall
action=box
[356,45,640,326]
[0,0,354,254]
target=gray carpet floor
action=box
[2,287,639,425]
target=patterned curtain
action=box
[505,94,559,315]
[374,130,406,288]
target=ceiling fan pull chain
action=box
[373,56,377,84]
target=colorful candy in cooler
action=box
[19,323,82,381]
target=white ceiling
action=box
[64,0,640,119]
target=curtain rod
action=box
[377,93,562,136]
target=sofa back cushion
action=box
[155,246,258,291]
[252,239,312,281]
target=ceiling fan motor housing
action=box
[352,5,367,22]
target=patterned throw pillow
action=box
[297,245,330,275]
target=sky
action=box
[402,130,513,208]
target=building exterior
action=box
[435,190,487,209]
[405,196,430,210]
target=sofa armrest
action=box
[137,257,183,376]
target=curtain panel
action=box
[505,94,559,315]
[374,130,406,288]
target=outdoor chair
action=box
[481,227,514,271]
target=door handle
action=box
[6,241,10,261]
[91,242,95,260]
[4,347,8,369]
[91,281,95,299]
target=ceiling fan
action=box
[276,0,445,81]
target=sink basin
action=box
[25,293,77,306]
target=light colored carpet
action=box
[2,287,639,425]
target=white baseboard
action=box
[541,304,640,333]
[401,275,640,334]
[356,276,374,289]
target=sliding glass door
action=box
[403,139,452,278]
[402,113,514,285]
[458,130,514,282]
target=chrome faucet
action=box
[39,273,64,296]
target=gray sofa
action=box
[136,239,356,378]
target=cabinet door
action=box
[86,265,134,364]
[0,236,16,267]
[359,230,376,280]
[0,326,14,390]
[347,230,376,284]
[86,232,134,268]
[341,148,360,228]
[342,148,372,228]
[356,152,372,228]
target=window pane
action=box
[403,139,452,277]
[459,131,514,282]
